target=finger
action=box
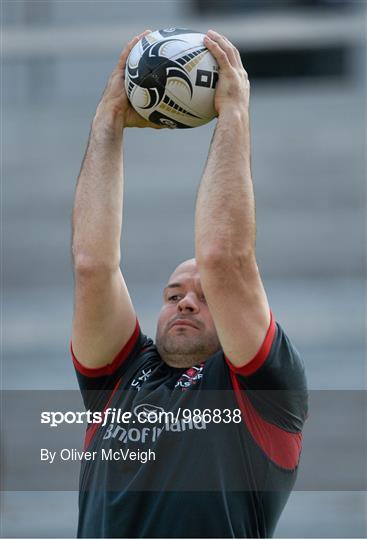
[206,30,237,67]
[118,29,152,68]
[234,47,242,66]
[219,33,238,54]
[204,35,232,71]
[210,31,247,77]
[222,38,249,82]
[137,28,152,40]
[222,35,242,66]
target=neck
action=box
[160,351,207,368]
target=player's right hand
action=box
[95,30,165,130]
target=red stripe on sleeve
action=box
[230,371,302,470]
[71,319,140,378]
[83,376,122,451]
[225,311,276,377]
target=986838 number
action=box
[181,408,241,424]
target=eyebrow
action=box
[164,283,182,291]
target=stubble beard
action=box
[155,326,221,368]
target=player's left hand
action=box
[204,30,250,116]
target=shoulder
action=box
[225,320,307,390]
[203,321,307,392]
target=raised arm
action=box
[195,30,270,368]
[72,30,161,368]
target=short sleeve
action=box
[225,314,308,470]
[71,319,151,412]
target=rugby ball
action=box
[125,27,219,128]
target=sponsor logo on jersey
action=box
[103,402,207,445]
[175,363,204,391]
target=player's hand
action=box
[204,30,250,116]
[95,30,164,130]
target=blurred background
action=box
[2,0,366,537]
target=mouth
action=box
[170,319,199,330]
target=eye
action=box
[168,295,181,302]
[200,295,207,304]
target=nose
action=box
[177,293,199,314]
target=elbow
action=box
[72,252,120,277]
[196,247,256,275]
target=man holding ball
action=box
[71,29,308,538]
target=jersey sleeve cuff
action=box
[70,319,141,377]
[224,311,276,377]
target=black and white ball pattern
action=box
[125,28,219,129]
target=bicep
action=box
[200,255,270,368]
[72,268,136,369]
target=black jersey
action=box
[72,313,308,538]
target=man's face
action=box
[155,259,221,368]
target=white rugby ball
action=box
[125,27,219,128]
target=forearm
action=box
[72,29,161,272]
[195,108,255,263]
[72,113,124,271]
